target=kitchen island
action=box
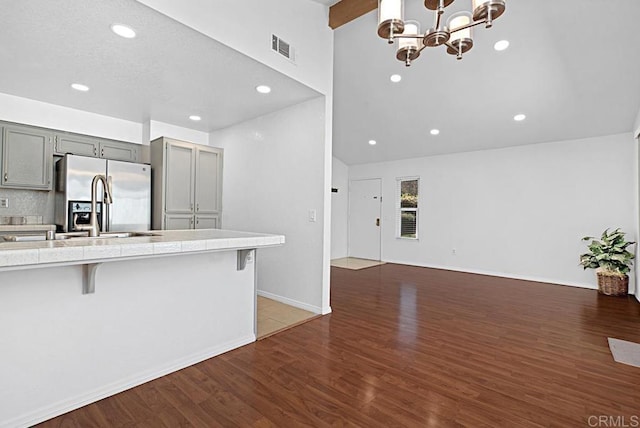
[0,229,285,428]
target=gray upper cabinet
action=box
[99,140,138,162]
[165,141,195,213]
[54,134,99,157]
[195,147,222,214]
[1,124,53,190]
[54,132,139,162]
[0,121,142,192]
[151,137,223,230]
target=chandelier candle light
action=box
[378,0,506,66]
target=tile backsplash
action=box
[0,188,55,224]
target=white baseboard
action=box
[257,290,322,314]
[382,259,597,290]
[4,335,255,428]
[386,261,640,301]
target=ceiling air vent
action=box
[272,34,295,62]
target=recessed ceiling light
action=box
[494,40,510,51]
[71,83,89,92]
[368,140,377,145]
[390,74,402,83]
[111,24,136,39]
[514,113,526,121]
[430,129,440,135]
[256,85,271,94]
[189,115,201,121]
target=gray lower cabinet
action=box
[1,124,53,190]
[195,215,219,229]
[151,137,223,230]
[165,214,218,230]
[165,214,194,230]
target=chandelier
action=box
[377,0,506,66]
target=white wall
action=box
[349,133,637,291]
[210,97,328,313]
[135,0,333,95]
[331,156,349,259]
[0,93,143,144]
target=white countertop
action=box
[0,229,285,269]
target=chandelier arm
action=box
[451,19,487,34]
[389,18,486,41]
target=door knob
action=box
[376,218,380,226]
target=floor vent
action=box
[272,34,295,62]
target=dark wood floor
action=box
[40,264,640,427]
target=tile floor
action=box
[330,257,386,270]
[256,296,318,339]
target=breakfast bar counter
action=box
[0,228,285,269]
[0,228,285,428]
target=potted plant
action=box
[579,228,635,296]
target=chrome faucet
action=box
[74,175,113,237]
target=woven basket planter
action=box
[596,271,629,296]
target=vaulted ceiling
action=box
[2,0,639,166]
[331,0,640,165]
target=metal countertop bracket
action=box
[82,263,101,294]
[237,249,255,271]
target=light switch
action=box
[308,209,317,222]
[0,197,8,208]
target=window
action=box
[397,177,418,239]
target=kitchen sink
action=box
[54,231,160,240]
[1,231,160,242]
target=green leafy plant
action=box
[579,228,635,276]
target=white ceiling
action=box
[0,0,320,134]
[3,1,639,165]
[333,0,640,165]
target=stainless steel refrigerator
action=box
[55,154,151,232]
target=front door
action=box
[348,178,382,260]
